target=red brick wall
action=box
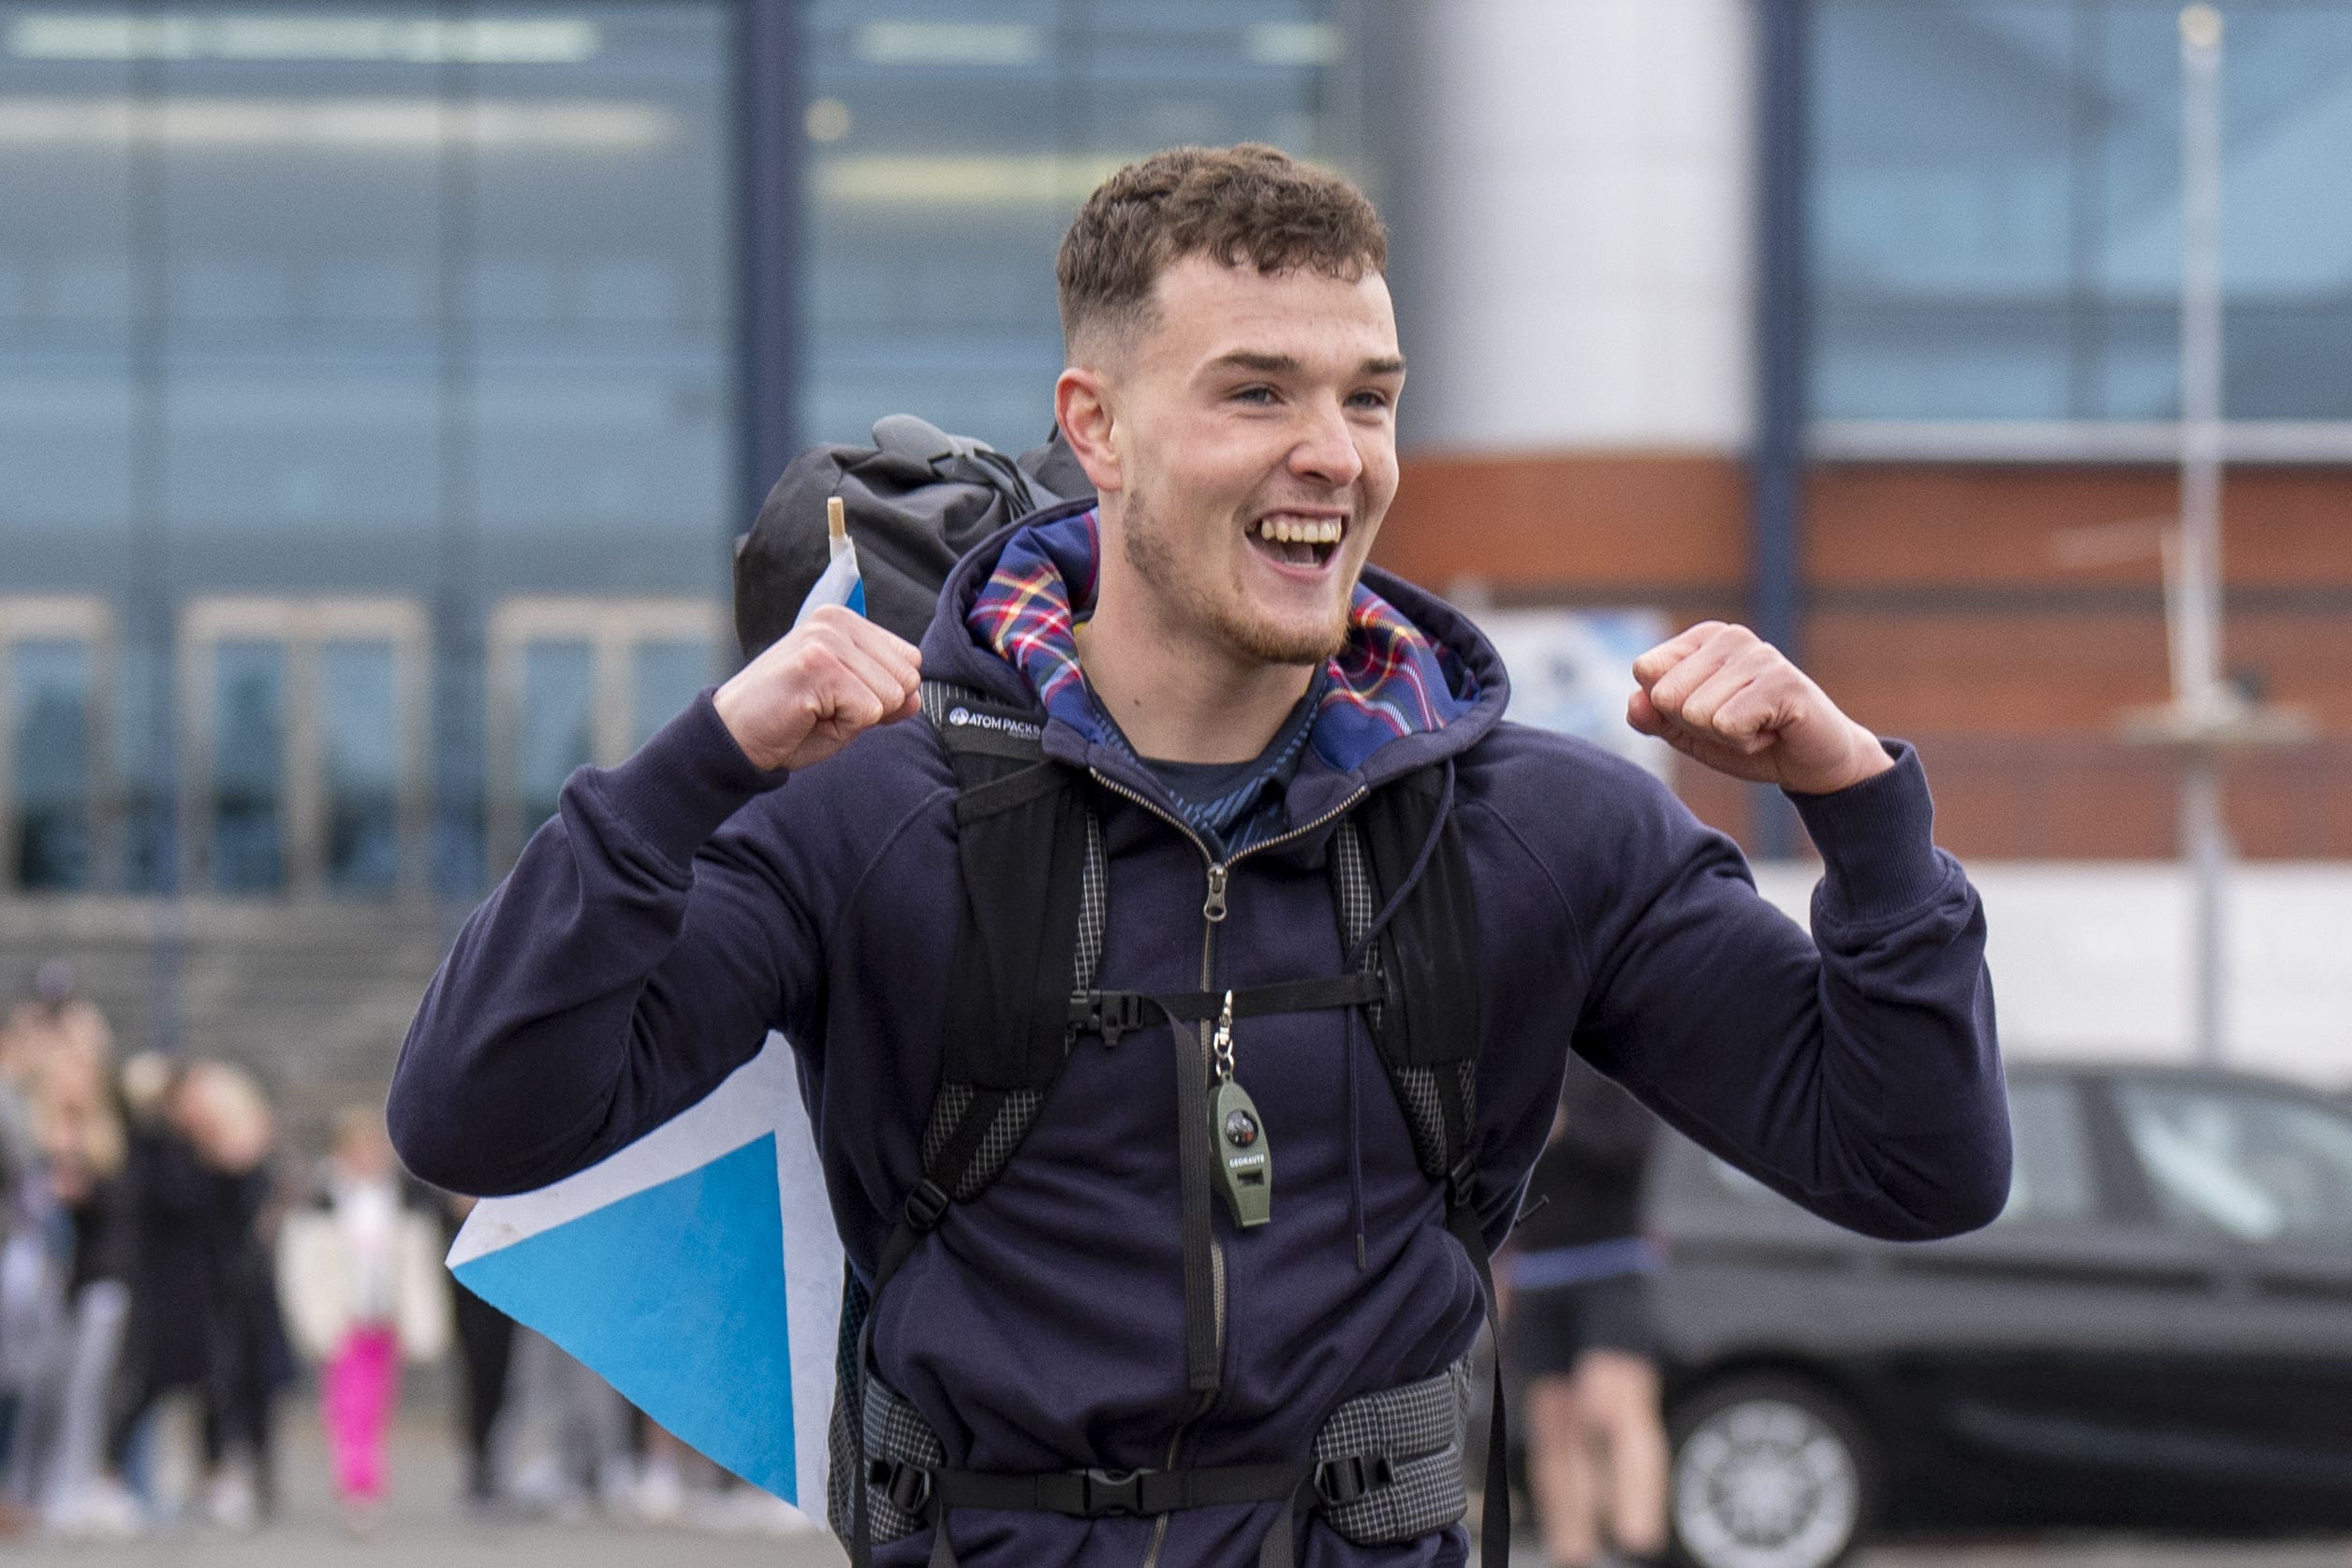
[1381,451,2352,857]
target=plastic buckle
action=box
[869,1458,933,1514]
[1080,1467,1144,1516]
[1069,990,1151,1047]
[903,1179,951,1233]
[1314,1453,1393,1507]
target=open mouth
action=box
[1246,512,1347,572]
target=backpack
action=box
[734,419,1507,1568]
[733,416,1092,656]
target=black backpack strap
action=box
[869,682,1102,1295]
[851,682,1106,1568]
[1332,766,1508,1568]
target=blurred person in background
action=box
[438,1192,517,1513]
[0,986,62,1534]
[110,1060,287,1530]
[4,1033,141,1538]
[1,963,113,1093]
[500,1327,634,1521]
[1507,1054,1668,1568]
[278,1107,450,1531]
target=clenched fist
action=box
[1627,622,1893,795]
[714,606,923,772]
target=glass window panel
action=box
[2113,1080,2352,1244]
[1811,2,2077,420]
[212,638,285,891]
[801,0,1349,453]
[8,640,94,890]
[1995,1078,2095,1225]
[1813,0,2352,423]
[520,639,594,834]
[0,27,134,545]
[319,640,400,895]
[465,4,736,590]
[631,637,711,749]
[154,43,446,550]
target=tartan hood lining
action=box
[958,506,1487,779]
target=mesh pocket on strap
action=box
[860,1372,948,1544]
[1310,1357,1473,1546]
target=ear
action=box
[1053,366,1122,497]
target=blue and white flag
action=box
[452,503,869,1518]
[793,497,867,627]
[448,1035,843,1516]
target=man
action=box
[1507,1055,1668,1568]
[390,145,2007,1567]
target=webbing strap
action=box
[1433,1046,1510,1568]
[883,1460,1316,1568]
[930,1460,1307,1517]
[1067,974,1388,1046]
[874,1085,1009,1297]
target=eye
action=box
[1231,385,1277,406]
[1346,388,1393,412]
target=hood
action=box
[918,502,1512,794]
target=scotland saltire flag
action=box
[450,503,863,1517]
[448,1033,843,1514]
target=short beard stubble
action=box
[1119,484,1352,667]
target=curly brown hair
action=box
[1056,143,1388,359]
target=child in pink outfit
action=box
[278,1109,448,1527]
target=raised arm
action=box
[388,608,922,1195]
[1578,622,2007,1240]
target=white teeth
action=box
[1256,516,1344,546]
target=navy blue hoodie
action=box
[390,507,2007,1567]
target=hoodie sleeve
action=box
[388,690,819,1196]
[1547,741,2008,1242]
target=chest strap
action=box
[1067,974,1389,1047]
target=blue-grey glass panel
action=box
[2090,3,2352,418]
[153,45,445,548]
[320,640,400,895]
[1812,2,2075,419]
[0,25,134,546]
[212,638,285,892]
[8,640,94,891]
[465,4,735,584]
[520,640,594,834]
[1813,0,2352,422]
[801,0,1345,454]
[631,637,711,749]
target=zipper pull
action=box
[1203,864,1228,923]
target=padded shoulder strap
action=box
[922,681,1090,1092]
[869,683,1102,1301]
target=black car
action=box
[1651,1060,2352,1568]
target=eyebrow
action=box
[1207,350,1407,377]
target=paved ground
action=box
[1,1414,2344,1568]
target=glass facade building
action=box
[0,1,1361,900]
[1811,0,2352,425]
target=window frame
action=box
[483,594,726,872]
[176,595,429,899]
[0,595,115,893]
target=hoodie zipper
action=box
[1088,769,1366,1568]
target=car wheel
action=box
[1668,1372,1874,1568]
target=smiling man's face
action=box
[1085,254,1404,667]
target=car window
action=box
[1700,1078,2093,1224]
[2112,1080,2352,1243]
[1995,1078,2095,1225]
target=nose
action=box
[1287,397,1363,490]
